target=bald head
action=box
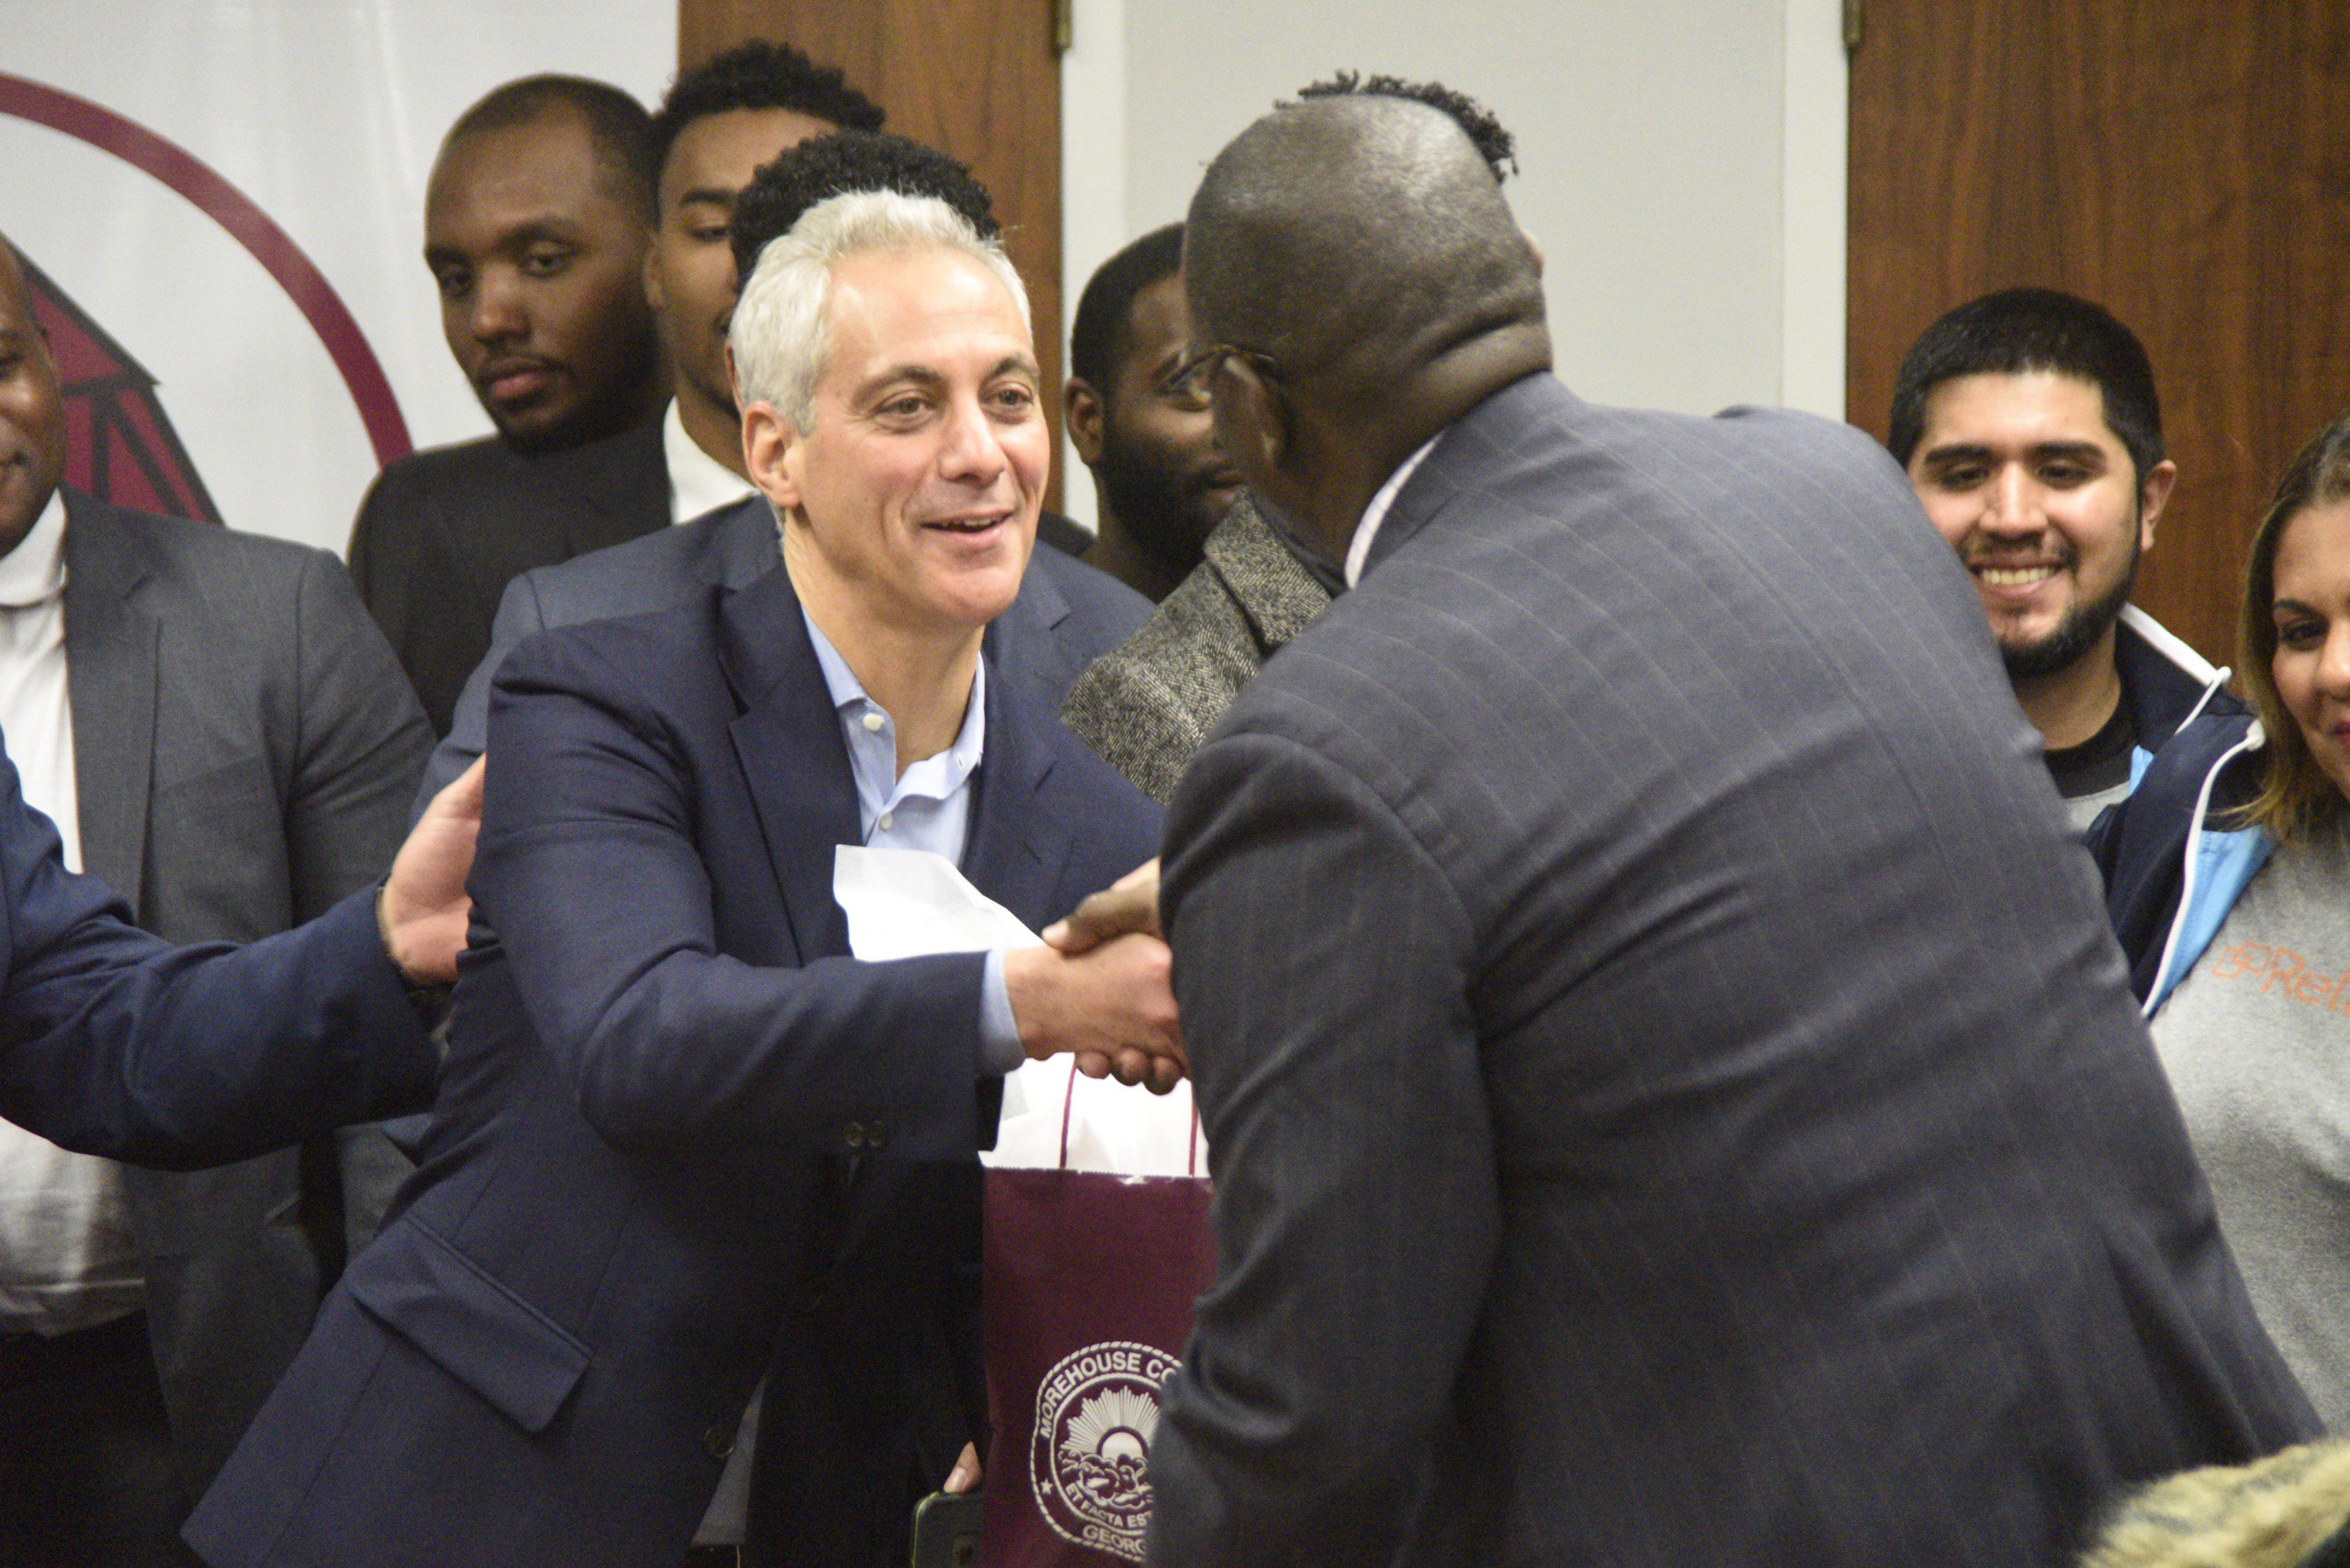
[0,237,67,557]
[1184,95,1544,393]
[1182,95,1549,568]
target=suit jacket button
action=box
[843,1122,868,1151]
[702,1424,734,1460]
[867,1119,892,1150]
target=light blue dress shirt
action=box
[803,611,1025,1070]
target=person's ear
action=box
[643,237,664,312]
[2138,458,2178,553]
[1065,377,1106,466]
[723,342,743,415]
[742,401,803,517]
[1216,355,1290,484]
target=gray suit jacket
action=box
[1147,376,2316,1567]
[1059,496,1332,803]
[59,491,432,1506]
[418,497,1151,807]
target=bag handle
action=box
[1054,1064,1207,1177]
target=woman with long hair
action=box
[2092,407,2350,1429]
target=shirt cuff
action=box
[978,948,1025,1075]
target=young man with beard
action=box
[1891,288,2242,826]
[1065,225,1246,602]
[357,55,910,740]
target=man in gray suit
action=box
[1120,98,2316,1565]
[0,237,433,1563]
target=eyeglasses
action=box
[1160,344,1285,412]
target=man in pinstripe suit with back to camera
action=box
[1058,92,2321,1567]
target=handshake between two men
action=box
[1019,857,1184,1095]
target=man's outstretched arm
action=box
[0,755,481,1168]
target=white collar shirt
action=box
[1344,433,1442,590]
[664,399,758,526]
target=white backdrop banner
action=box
[0,1,671,556]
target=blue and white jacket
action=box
[2087,709,2273,1013]
[2110,605,2246,781]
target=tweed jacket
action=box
[1058,496,1333,803]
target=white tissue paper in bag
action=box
[832,845,1204,1176]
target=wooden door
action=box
[679,0,1065,509]
[1847,0,2350,666]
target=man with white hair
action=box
[186,191,1176,1568]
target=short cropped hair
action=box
[1069,223,1184,391]
[444,75,656,223]
[2237,408,2350,843]
[650,41,885,184]
[730,189,1028,435]
[1293,71,1517,181]
[730,130,998,285]
[1888,287,2164,478]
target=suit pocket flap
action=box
[346,1219,590,1434]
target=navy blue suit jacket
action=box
[189,564,1161,1567]
[0,746,432,1168]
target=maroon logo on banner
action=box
[17,250,220,523]
[0,71,411,482]
[1027,1340,1179,1563]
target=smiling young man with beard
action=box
[1891,288,2244,826]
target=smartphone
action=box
[910,1489,986,1568]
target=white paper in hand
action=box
[831,845,1205,1177]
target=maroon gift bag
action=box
[978,1079,1213,1567]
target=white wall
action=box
[0,0,670,554]
[4,1,1846,547]
[1060,0,1848,530]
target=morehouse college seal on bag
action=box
[1029,1341,1179,1562]
[979,1067,1211,1567]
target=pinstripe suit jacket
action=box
[1147,374,2316,1567]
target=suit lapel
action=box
[719,567,860,965]
[958,657,1069,933]
[60,495,157,911]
